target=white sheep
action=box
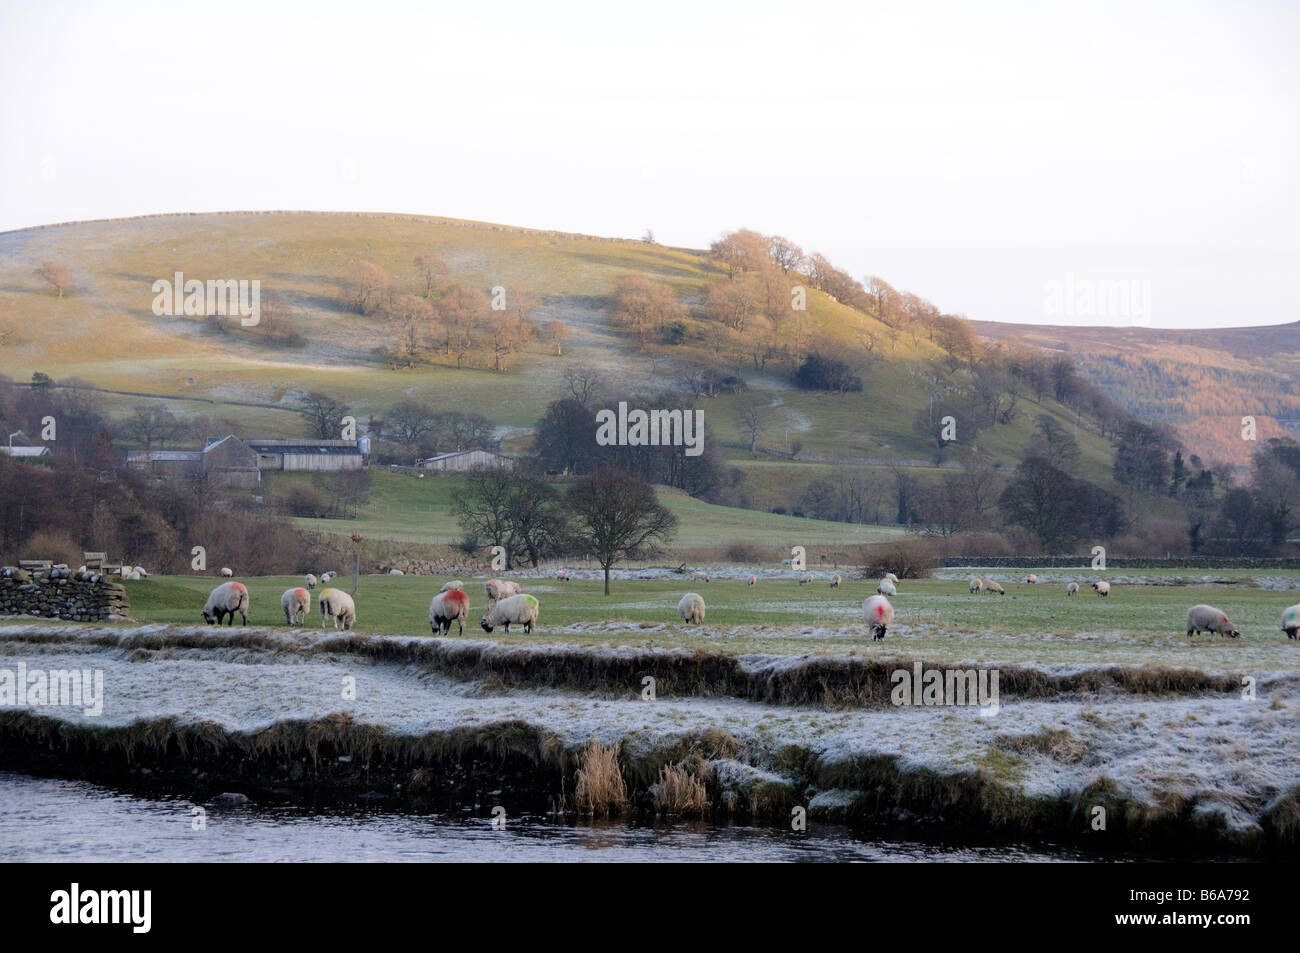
[799,573,814,586]
[877,579,897,596]
[319,587,356,630]
[480,593,539,633]
[969,577,983,595]
[133,566,149,578]
[125,570,142,580]
[440,580,464,592]
[1282,604,1299,640]
[485,579,523,603]
[320,571,337,583]
[202,581,248,626]
[281,587,310,626]
[862,594,894,640]
[746,574,757,587]
[1025,573,1038,584]
[984,580,1006,595]
[830,573,842,589]
[1066,582,1079,596]
[1186,604,1240,638]
[429,588,470,635]
[305,573,317,590]
[1092,581,1110,597]
[219,567,233,578]
[388,568,405,576]
[691,570,711,583]
[678,592,706,625]
[884,572,899,584]
[555,569,571,581]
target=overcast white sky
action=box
[2,0,1297,328]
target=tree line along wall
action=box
[0,572,130,621]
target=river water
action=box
[0,771,1093,863]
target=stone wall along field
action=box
[0,566,130,621]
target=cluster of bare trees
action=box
[343,254,568,373]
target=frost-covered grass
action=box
[1,629,1296,843]
[114,571,1300,671]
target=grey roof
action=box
[0,446,51,457]
[127,450,201,462]
[420,449,512,462]
[260,445,362,455]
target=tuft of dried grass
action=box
[652,761,709,815]
[574,739,629,816]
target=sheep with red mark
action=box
[202,581,249,626]
[281,587,310,626]
[1186,604,1240,638]
[862,594,894,640]
[485,579,523,604]
[430,588,470,635]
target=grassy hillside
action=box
[270,470,902,555]
[0,211,1124,507]
[972,319,1300,468]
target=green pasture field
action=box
[117,571,1300,671]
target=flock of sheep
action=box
[193,568,1300,643]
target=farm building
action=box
[125,448,203,477]
[128,435,369,483]
[238,437,368,472]
[128,437,259,488]
[417,449,517,472]
[0,445,52,459]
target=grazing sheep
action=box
[691,570,711,583]
[1066,582,1079,596]
[969,577,983,595]
[984,580,1005,595]
[485,579,523,604]
[219,567,233,578]
[480,593,540,634]
[133,566,149,578]
[440,580,464,592]
[830,573,842,589]
[320,571,337,583]
[877,579,897,596]
[884,572,899,584]
[746,574,757,587]
[862,594,894,640]
[1025,574,1038,584]
[125,570,142,581]
[305,573,317,590]
[281,587,310,626]
[1282,604,1299,640]
[678,591,706,625]
[318,588,356,630]
[202,581,249,626]
[1092,581,1111,597]
[429,588,470,635]
[799,574,814,586]
[388,568,405,575]
[1186,604,1240,639]
[555,569,571,581]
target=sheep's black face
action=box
[1229,628,1241,638]
[480,618,493,633]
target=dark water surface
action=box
[0,771,1097,862]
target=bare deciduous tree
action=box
[35,262,73,298]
